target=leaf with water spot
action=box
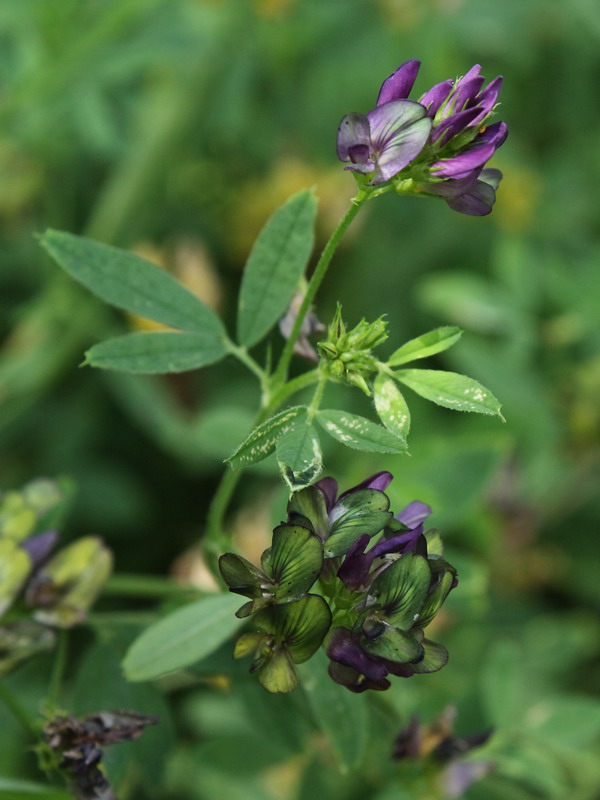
[373,373,411,440]
[226,407,307,469]
[393,369,503,417]
[276,419,322,491]
[316,410,408,454]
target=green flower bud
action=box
[0,539,31,617]
[27,537,112,628]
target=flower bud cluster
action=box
[219,471,457,693]
[0,479,112,676]
[317,305,388,395]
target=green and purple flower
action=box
[337,59,507,215]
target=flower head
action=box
[337,59,507,214]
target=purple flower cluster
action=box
[337,59,507,215]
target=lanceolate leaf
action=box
[40,230,226,336]
[276,420,323,491]
[393,369,503,417]
[226,406,307,470]
[316,410,408,454]
[237,189,317,348]
[123,593,245,681]
[85,332,228,373]
[373,373,411,440]
[299,649,368,773]
[388,326,462,366]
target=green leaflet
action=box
[40,230,226,337]
[237,189,317,348]
[393,369,503,417]
[299,649,368,773]
[122,593,245,681]
[226,406,307,469]
[276,419,323,491]
[85,331,228,373]
[316,410,408,454]
[373,373,411,440]
[387,326,462,366]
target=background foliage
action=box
[1,0,599,798]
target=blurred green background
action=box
[1,0,599,798]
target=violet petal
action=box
[432,143,497,179]
[396,501,432,528]
[327,626,389,682]
[432,107,481,146]
[336,112,371,161]
[315,477,338,513]
[337,534,372,588]
[376,60,420,105]
[419,79,454,117]
[367,100,431,183]
[340,471,393,500]
[446,179,496,216]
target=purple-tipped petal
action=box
[315,477,339,513]
[477,120,508,148]
[446,179,497,216]
[396,501,432,528]
[327,627,389,682]
[376,60,420,105]
[432,143,497,180]
[337,534,372,588]
[432,107,481,146]
[20,531,58,568]
[453,74,485,111]
[367,100,431,183]
[370,523,424,558]
[469,76,503,125]
[336,113,371,161]
[341,471,393,499]
[419,79,454,117]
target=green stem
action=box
[103,573,205,598]
[273,190,371,387]
[0,681,38,736]
[225,341,268,387]
[47,630,68,712]
[203,368,322,575]
[307,369,328,420]
[202,193,374,573]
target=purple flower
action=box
[336,63,432,186]
[339,60,507,215]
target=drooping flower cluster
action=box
[337,59,507,215]
[0,479,112,676]
[219,471,457,693]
